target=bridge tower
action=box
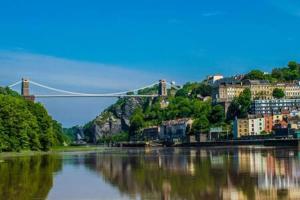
[21,78,35,102]
[158,80,167,97]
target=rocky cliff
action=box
[85,97,149,143]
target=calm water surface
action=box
[1,147,300,200]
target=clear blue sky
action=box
[0,0,300,126]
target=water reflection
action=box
[1,147,300,200]
[0,155,62,200]
[84,147,300,200]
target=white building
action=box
[207,74,224,85]
[248,115,265,135]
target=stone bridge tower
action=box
[159,80,167,97]
[21,78,35,101]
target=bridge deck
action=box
[34,94,159,98]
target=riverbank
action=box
[117,138,300,147]
[0,145,108,158]
[179,138,300,147]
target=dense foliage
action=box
[227,88,252,121]
[128,82,224,135]
[175,82,212,98]
[0,87,68,152]
[272,88,285,99]
[244,61,300,82]
[98,131,129,144]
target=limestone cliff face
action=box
[88,97,146,143]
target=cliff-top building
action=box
[212,79,300,113]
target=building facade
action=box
[235,118,249,138]
[248,115,264,135]
[252,99,300,115]
[160,118,193,143]
[143,126,160,141]
[213,79,300,104]
[264,115,273,133]
[285,83,300,98]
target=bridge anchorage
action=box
[8,78,180,102]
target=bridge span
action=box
[8,78,179,101]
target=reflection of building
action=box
[235,148,300,199]
[88,147,300,200]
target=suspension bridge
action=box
[8,78,180,101]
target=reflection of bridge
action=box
[8,78,180,101]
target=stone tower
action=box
[21,78,35,101]
[21,78,30,96]
[159,80,167,97]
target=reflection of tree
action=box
[0,155,62,200]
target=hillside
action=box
[0,87,69,152]
[74,82,225,143]
[67,61,300,143]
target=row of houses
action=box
[207,74,300,113]
[251,98,300,115]
[233,111,300,138]
[212,78,300,102]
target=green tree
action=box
[288,61,299,71]
[271,61,300,81]
[238,88,252,118]
[192,116,210,134]
[271,68,284,81]
[191,84,212,97]
[272,88,285,99]
[175,88,189,97]
[209,105,225,125]
[26,102,55,151]
[129,108,145,135]
[0,86,68,152]
[244,70,265,80]
[226,98,239,121]
[226,88,252,121]
[0,95,41,151]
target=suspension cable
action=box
[30,80,159,96]
[8,80,22,88]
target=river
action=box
[0,147,300,200]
